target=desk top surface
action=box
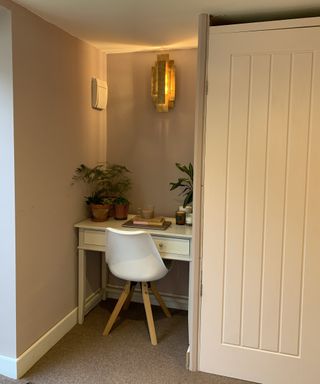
[75,215,192,239]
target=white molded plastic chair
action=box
[103,228,171,345]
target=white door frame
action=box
[188,13,210,371]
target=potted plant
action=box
[100,164,131,198]
[113,196,130,220]
[169,162,193,207]
[72,163,131,219]
[83,192,111,222]
[72,163,131,197]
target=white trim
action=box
[0,285,187,380]
[106,284,188,311]
[190,13,210,372]
[0,354,17,379]
[16,309,78,379]
[84,290,103,315]
[0,309,77,379]
[211,16,320,34]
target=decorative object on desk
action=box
[123,217,172,230]
[91,203,109,222]
[113,196,129,220]
[151,54,175,112]
[181,205,192,214]
[72,162,131,217]
[178,204,193,226]
[84,192,113,221]
[72,163,131,197]
[132,215,165,227]
[169,162,193,207]
[141,205,154,219]
[186,212,193,226]
[175,210,186,225]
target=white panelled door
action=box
[200,21,320,384]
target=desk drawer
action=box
[83,230,105,246]
[81,230,190,258]
[153,236,189,256]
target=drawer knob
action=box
[158,243,163,248]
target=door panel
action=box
[200,24,320,384]
[241,55,270,350]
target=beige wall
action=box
[0,0,106,356]
[106,49,196,217]
[106,49,196,296]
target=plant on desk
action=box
[72,163,131,221]
[85,192,113,222]
[113,196,130,220]
[169,162,193,207]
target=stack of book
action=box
[132,216,165,227]
[122,216,171,230]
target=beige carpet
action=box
[0,301,254,384]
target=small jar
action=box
[176,210,186,225]
[186,212,193,226]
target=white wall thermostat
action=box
[92,78,108,110]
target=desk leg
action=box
[78,249,86,324]
[101,253,107,300]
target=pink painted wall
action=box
[106,49,196,217]
[106,49,197,297]
[0,0,106,356]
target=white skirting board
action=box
[0,308,77,379]
[0,287,187,379]
[0,291,100,380]
[12,289,101,379]
[84,289,103,315]
[0,355,17,380]
[16,308,78,379]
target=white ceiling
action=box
[13,0,320,53]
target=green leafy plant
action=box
[72,163,131,202]
[72,164,106,186]
[85,191,104,205]
[169,162,193,207]
[103,164,131,197]
[113,196,129,206]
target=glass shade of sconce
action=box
[151,54,175,112]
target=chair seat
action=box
[109,257,168,282]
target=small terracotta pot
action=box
[108,204,115,218]
[90,204,109,222]
[114,204,129,220]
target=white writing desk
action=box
[75,215,192,324]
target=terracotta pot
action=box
[108,204,115,218]
[114,204,129,220]
[90,204,109,222]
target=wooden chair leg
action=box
[123,282,136,310]
[149,282,171,318]
[141,282,157,346]
[103,281,131,336]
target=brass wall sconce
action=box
[151,54,175,112]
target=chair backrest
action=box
[105,228,168,282]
